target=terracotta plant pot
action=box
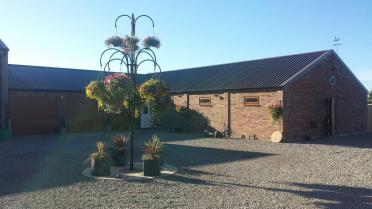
[110,149,127,166]
[143,158,160,177]
[91,156,111,176]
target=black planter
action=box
[143,159,160,177]
[60,127,67,134]
[91,156,111,176]
[110,149,127,167]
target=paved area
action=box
[0,131,371,208]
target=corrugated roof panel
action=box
[8,50,330,92]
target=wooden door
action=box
[10,92,57,135]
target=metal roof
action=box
[0,39,9,51]
[8,65,104,91]
[157,50,330,92]
[8,50,331,92]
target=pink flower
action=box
[104,73,130,85]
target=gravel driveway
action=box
[0,131,371,209]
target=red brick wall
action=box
[188,93,228,132]
[171,94,188,107]
[230,90,283,140]
[171,90,283,140]
[283,54,368,140]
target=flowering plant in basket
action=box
[86,73,135,114]
[268,101,283,121]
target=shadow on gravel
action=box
[178,167,228,177]
[134,129,204,143]
[163,143,275,167]
[249,182,372,209]
[290,133,372,149]
[160,174,215,186]
[0,134,110,197]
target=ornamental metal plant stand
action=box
[99,13,161,170]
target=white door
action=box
[140,105,151,128]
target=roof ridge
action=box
[8,64,149,75]
[161,49,332,73]
[8,64,101,73]
[9,50,331,76]
[280,50,333,87]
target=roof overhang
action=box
[281,50,368,93]
[0,39,9,52]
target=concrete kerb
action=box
[82,162,177,180]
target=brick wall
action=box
[188,93,228,132]
[171,94,188,107]
[284,54,368,140]
[171,90,283,140]
[230,90,283,140]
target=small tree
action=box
[368,90,372,104]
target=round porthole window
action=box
[330,75,336,86]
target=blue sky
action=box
[1,0,371,89]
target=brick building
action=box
[0,39,368,141]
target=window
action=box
[199,97,211,106]
[244,96,259,106]
[330,75,336,86]
[143,106,148,114]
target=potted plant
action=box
[110,135,128,166]
[142,135,162,177]
[86,142,111,176]
[268,101,283,121]
[123,35,139,53]
[143,36,161,48]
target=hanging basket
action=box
[143,36,161,49]
[105,36,124,47]
[123,35,139,53]
[268,102,283,121]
